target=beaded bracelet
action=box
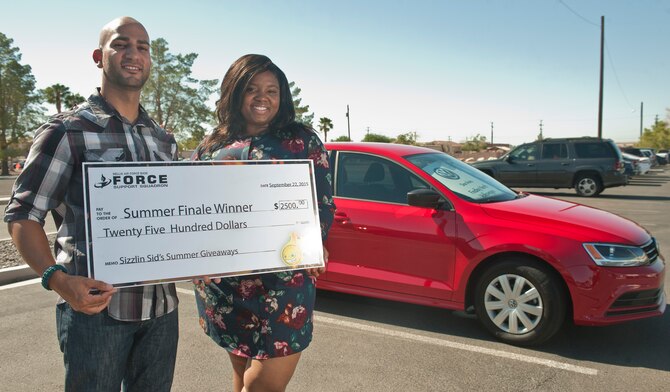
[41,264,68,291]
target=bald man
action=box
[5,17,179,391]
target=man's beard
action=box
[103,68,149,91]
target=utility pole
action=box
[490,122,494,145]
[346,105,351,141]
[366,126,370,134]
[640,102,643,137]
[539,120,543,140]
[597,15,604,139]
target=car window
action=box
[407,152,517,203]
[541,143,568,159]
[335,152,429,204]
[509,144,539,161]
[574,142,614,158]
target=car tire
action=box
[474,259,566,346]
[574,174,602,197]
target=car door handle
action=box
[334,212,351,224]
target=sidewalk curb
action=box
[0,264,38,286]
[0,232,57,287]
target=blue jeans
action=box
[56,303,178,392]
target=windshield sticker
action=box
[434,167,460,180]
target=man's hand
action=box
[49,271,116,315]
[8,220,115,314]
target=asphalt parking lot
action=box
[1,169,669,391]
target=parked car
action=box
[657,150,670,165]
[623,147,658,167]
[470,137,627,197]
[622,159,634,179]
[322,142,665,346]
[639,148,668,165]
[640,148,660,166]
[621,152,651,175]
[12,160,25,170]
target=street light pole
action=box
[490,122,494,145]
[640,101,644,137]
[346,105,351,141]
[597,15,604,139]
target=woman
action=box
[193,54,335,392]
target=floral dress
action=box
[193,126,335,359]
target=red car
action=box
[320,142,665,345]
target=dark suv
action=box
[471,137,627,196]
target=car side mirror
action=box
[505,155,514,163]
[407,188,443,209]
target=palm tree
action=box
[318,117,333,142]
[63,93,85,110]
[42,84,70,113]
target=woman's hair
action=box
[197,54,297,157]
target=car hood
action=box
[480,193,650,245]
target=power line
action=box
[557,2,635,118]
[557,0,599,27]
[605,42,635,111]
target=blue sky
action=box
[1,0,668,145]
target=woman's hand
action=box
[192,276,221,285]
[306,246,329,277]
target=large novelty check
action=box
[83,160,324,287]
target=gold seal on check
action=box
[280,232,302,267]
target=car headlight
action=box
[583,243,650,267]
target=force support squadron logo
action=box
[94,174,112,188]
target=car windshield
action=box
[406,152,518,203]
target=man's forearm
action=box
[7,219,57,275]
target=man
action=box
[5,17,179,391]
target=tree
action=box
[141,38,218,149]
[461,134,488,152]
[289,81,313,127]
[0,33,43,175]
[333,135,351,142]
[42,84,70,113]
[42,84,85,113]
[318,117,333,142]
[179,129,206,152]
[394,132,417,145]
[63,92,86,110]
[362,132,393,143]
[639,119,670,149]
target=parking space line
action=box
[176,288,598,376]
[0,277,39,291]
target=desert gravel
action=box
[0,234,56,269]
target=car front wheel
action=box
[474,259,566,346]
[575,174,602,197]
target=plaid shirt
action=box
[5,90,179,321]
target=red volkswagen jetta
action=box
[320,142,665,346]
